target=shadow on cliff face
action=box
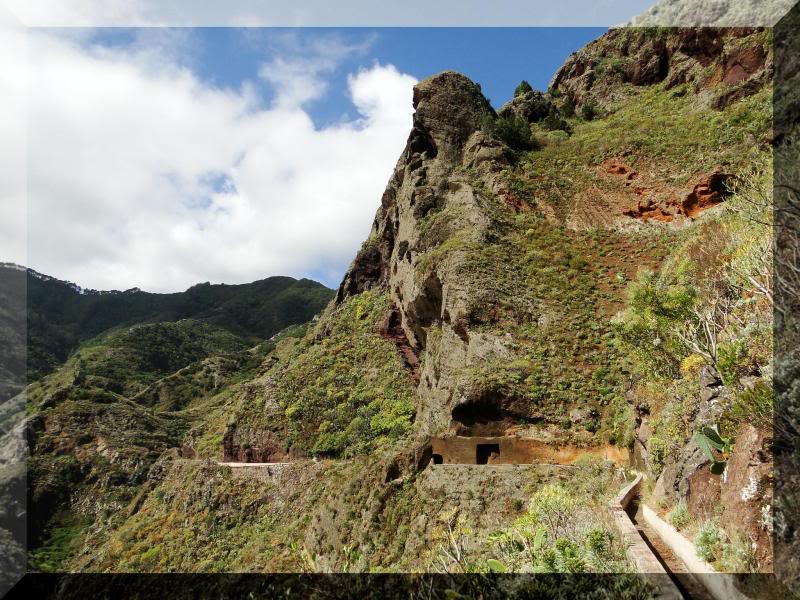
[377,305,421,382]
[450,385,544,437]
[406,272,443,349]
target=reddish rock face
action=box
[377,305,421,382]
[623,199,676,222]
[720,424,774,570]
[681,171,732,218]
[723,45,768,85]
[686,423,774,571]
[687,463,722,521]
[605,159,633,176]
[622,170,732,222]
[550,28,770,116]
[500,190,532,213]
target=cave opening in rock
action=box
[452,399,503,428]
[384,460,402,482]
[476,443,500,465]
[432,453,443,464]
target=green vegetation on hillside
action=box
[73,460,322,572]
[3,267,333,380]
[229,290,415,458]
[614,163,773,446]
[278,291,415,456]
[415,162,673,442]
[523,84,771,218]
[17,25,776,580]
[0,267,25,403]
[20,275,333,570]
[443,458,638,574]
[403,67,772,451]
[75,320,249,396]
[610,159,773,571]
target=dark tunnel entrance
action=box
[451,400,503,427]
[476,443,500,465]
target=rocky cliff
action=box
[23,25,776,578]
[336,71,530,438]
[327,26,772,446]
[550,27,771,113]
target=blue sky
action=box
[18,27,606,292]
[87,27,605,126]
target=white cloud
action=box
[2,0,683,27]
[0,15,27,267]
[13,29,417,291]
[258,31,376,109]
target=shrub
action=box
[721,535,758,572]
[667,498,690,530]
[561,96,576,118]
[585,408,601,433]
[515,80,534,97]
[722,381,773,433]
[569,456,618,500]
[585,528,612,555]
[486,489,632,574]
[680,353,706,375]
[695,520,725,564]
[717,339,749,385]
[528,484,579,539]
[606,395,635,449]
[484,114,538,151]
[580,101,597,121]
[542,109,571,133]
[28,521,87,572]
[693,425,732,475]
[582,528,625,573]
[612,271,698,378]
[647,436,668,474]
[554,537,586,573]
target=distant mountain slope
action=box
[0,264,333,381]
[24,318,265,554]
[11,265,331,564]
[0,266,25,403]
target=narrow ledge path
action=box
[625,495,716,600]
[217,462,291,467]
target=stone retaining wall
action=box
[642,504,751,600]
[609,474,683,599]
[219,462,291,481]
[430,436,628,465]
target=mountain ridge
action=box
[0,263,334,381]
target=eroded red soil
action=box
[601,158,734,222]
